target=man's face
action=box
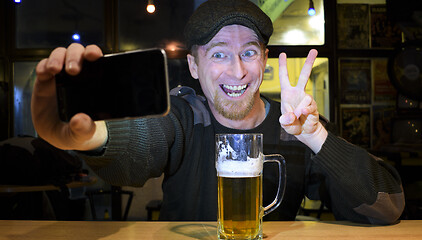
[187,25,268,121]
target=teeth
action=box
[227,92,242,97]
[223,84,247,91]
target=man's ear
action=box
[187,54,199,79]
[264,48,269,65]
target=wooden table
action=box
[0,220,421,239]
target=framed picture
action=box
[341,106,371,149]
[372,58,397,103]
[372,105,395,150]
[370,5,402,49]
[339,59,372,104]
[337,4,370,49]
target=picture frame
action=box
[372,58,397,104]
[340,106,371,149]
[339,58,372,104]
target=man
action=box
[32,0,404,224]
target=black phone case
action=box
[55,48,170,121]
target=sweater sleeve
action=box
[306,132,405,225]
[79,96,192,187]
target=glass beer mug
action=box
[215,133,286,240]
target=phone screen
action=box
[55,48,170,121]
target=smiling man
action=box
[187,24,268,127]
[31,0,404,224]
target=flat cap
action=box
[184,0,273,50]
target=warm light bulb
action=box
[147,4,155,13]
[167,42,179,51]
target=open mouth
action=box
[220,84,249,97]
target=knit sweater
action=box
[81,87,404,224]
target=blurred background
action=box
[0,0,421,221]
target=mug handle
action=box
[263,154,287,216]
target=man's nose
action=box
[230,56,247,80]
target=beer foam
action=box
[216,155,263,178]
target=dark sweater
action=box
[82,87,404,224]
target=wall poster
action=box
[340,59,372,104]
[341,106,371,149]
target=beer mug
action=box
[215,133,286,240]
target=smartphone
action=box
[55,48,170,122]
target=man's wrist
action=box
[296,123,328,154]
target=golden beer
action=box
[216,134,285,240]
[217,175,263,239]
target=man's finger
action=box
[278,52,291,90]
[35,59,52,83]
[69,113,97,143]
[296,49,318,90]
[302,98,318,116]
[293,95,313,118]
[301,116,319,134]
[280,100,295,115]
[279,113,302,135]
[85,44,104,62]
[65,43,86,76]
[44,47,67,77]
[279,112,296,126]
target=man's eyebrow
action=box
[205,42,227,54]
[204,41,262,54]
[243,41,261,49]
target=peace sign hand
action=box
[278,49,327,153]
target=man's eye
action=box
[242,50,257,58]
[212,52,225,59]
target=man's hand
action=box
[278,49,328,153]
[31,43,108,151]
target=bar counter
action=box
[0,220,421,239]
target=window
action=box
[261,0,325,45]
[118,0,194,51]
[15,0,105,48]
[118,0,326,50]
[13,61,37,137]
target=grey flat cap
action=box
[184,0,273,50]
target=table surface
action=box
[0,220,421,239]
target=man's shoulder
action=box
[170,86,211,126]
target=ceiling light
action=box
[308,0,316,16]
[72,33,81,41]
[147,0,156,14]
